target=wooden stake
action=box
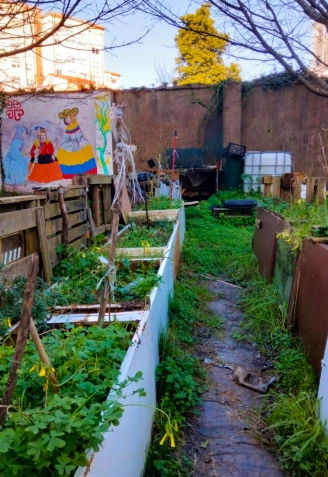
[58,186,68,245]
[263,183,271,197]
[272,176,281,198]
[306,177,316,203]
[0,255,39,425]
[29,318,58,393]
[317,178,326,205]
[35,208,53,283]
[92,185,100,228]
[293,175,302,202]
[98,202,121,327]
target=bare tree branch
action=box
[142,0,328,97]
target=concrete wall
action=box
[116,83,328,176]
[241,84,328,175]
[115,86,222,170]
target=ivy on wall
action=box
[193,71,299,146]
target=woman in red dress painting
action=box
[28,127,62,183]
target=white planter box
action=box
[70,206,185,477]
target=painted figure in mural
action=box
[3,126,29,185]
[56,108,97,178]
[27,126,63,183]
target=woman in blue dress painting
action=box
[3,126,29,185]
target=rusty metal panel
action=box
[295,239,328,376]
[252,208,286,282]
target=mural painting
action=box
[1,92,113,192]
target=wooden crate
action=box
[42,186,90,267]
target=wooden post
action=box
[35,208,53,283]
[87,208,96,239]
[317,178,326,205]
[293,175,302,202]
[29,318,58,393]
[263,175,272,197]
[102,184,112,226]
[0,255,39,425]
[306,177,316,203]
[272,176,281,198]
[58,186,68,245]
[92,185,100,228]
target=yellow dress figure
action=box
[56,108,97,178]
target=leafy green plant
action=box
[0,324,143,477]
[134,196,182,211]
[118,221,174,248]
[53,244,161,306]
[0,273,57,336]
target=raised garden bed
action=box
[0,322,141,477]
[0,204,185,477]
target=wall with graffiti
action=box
[1,91,113,192]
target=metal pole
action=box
[170,130,178,199]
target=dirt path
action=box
[186,280,285,477]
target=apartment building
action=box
[0,9,120,91]
[312,22,328,76]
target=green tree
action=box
[174,4,240,86]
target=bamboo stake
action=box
[29,318,58,393]
[0,255,39,425]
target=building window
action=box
[92,48,99,54]
[112,78,117,84]
[56,69,62,75]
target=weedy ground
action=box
[144,195,328,477]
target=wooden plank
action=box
[272,176,281,198]
[263,175,273,185]
[310,237,328,243]
[306,177,316,203]
[88,175,113,185]
[121,183,132,224]
[116,246,165,257]
[45,210,87,236]
[0,208,38,237]
[87,208,96,238]
[293,175,302,202]
[24,227,38,255]
[128,209,179,221]
[44,199,85,220]
[95,225,106,236]
[263,183,271,197]
[49,226,88,266]
[35,208,53,283]
[91,185,100,227]
[102,184,112,225]
[46,188,85,202]
[48,223,89,253]
[0,195,45,204]
[317,178,326,205]
[3,252,39,282]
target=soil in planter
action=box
[0,322,142,477]
[117,220,174,248]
